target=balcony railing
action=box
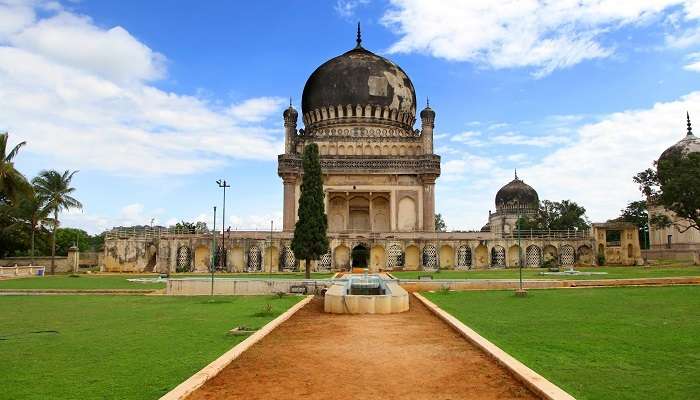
[501,229,591,240]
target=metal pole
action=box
[518,212,523,292]
[211,206,216,296]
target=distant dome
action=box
[659,113,700,163]
[495,172,539,209]
[300,38,417,133]
[480,222,491,232]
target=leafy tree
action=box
[33,170,82,274]
[291,143,328,279]
[18,190,51,264]
[634,151,700,233]
[434,213,446,232]
[172,220,209,233]
[0,132,32,205]
[517,200,590,231]
[613,200,650,249]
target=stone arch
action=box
[399,145,406,155]
[320,144,327,155]
[526,245,542,267]
[374,145,381,155]
[578,245,593,265]
[349,196,370,231]
[351,244,369,269]
[334,245,350,270]
[194,245,210,272]
[329,144,337,156]
[370,245,385,272]
[598,243,604,258]
[144,244,157,272]
[422,244,438,271]
[263,246,279,272]
[329,196,346,232]
[372,196,390,232]
[364,144,372,155]
[176,246,191,272]
[346,145,354,156]
[281,245,296,271]
[228,246,244,272]
[543,245,558,265]
[415,145,421,155]
[627,243,634,258]
[338,145,345,156]
[381,145,389,155]
[391,145,398,155]
[439,245,454,268]
[491,245,506,268]
[397,196,417,231]
[508,245,521,268]
[561,245,575,266]
[386,244,404,269]
[457,245,472,269]
[405,245,420,270]
[247,245,262,272]
[474,244,488,268]
[318,252,332,271]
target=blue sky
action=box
[3,0,700,233]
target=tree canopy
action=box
[434,213,446,232]
[634,151,700,233]
[517,199,590,231]
[291,143,329,278]
[0,132,31,205]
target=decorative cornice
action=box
[302,103,416,134]
[278,154,441,176]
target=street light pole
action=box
[216,179,230,273]
[211,206,216,296]
[516,211,527,297]
[269,220,273,280]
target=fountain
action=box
[324,271,409,314]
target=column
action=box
[390,190,397,231]
[282,174,297,231]
[422,175,436,232]
[368,192,373,232]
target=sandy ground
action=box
[188,296,538,400]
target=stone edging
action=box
[159,295,314,400]
[413,292,576,400]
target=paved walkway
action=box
[188,296,537,400]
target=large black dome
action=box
[301,46,416,117]
[495,174,539,209]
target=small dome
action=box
[283,104,298,120]
[659,113,700,163]
[301,45,416,122]
[420,105,435,120]
[480,223,491,232]
[495,172,539,209]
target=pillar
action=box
[282,174,297,231]
[420,105,435,154]
[422,175,436,232]
[283,105,298,154]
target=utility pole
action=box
[216,179,230,272]
[211,206,216,296]
[516,212,527,297]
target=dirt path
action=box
[188,296,538,400]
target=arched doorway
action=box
[351,244,369,268]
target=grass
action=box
[0,295,303,400]
[0,272,335,290]
[392,265,700,280]
[424,286,700,400]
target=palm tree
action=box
[33,170,82,274]
[19,190,50,265]
[0,132,31,205]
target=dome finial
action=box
[687,111,693,136]
[289,97,292,107]
[356,22,362,48]
[514,169,518,180]
[426,97,430,108]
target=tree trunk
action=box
[50,209,57,275]
[305,258,310,279]
[30,222,35,266]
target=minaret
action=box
[420,98,435,154]
[283,99,298,154]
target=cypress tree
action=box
[291,143,329,279]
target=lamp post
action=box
[216,179,230,271]
[269,220,273,280]
[211,206,216,296]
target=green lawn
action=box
[0,295,303,399]
[424,286,700,400]
[0,274,166,290]
[392,265,700,280]
[0,272,335,290]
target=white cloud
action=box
[228,97,287,123]
[491,132,569,147]
[335,0,370,18]
[438,91,700,229]
[0,2,285,176]
[381,0,700,76]
[683,51,700,70]
[229,212,282,231]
